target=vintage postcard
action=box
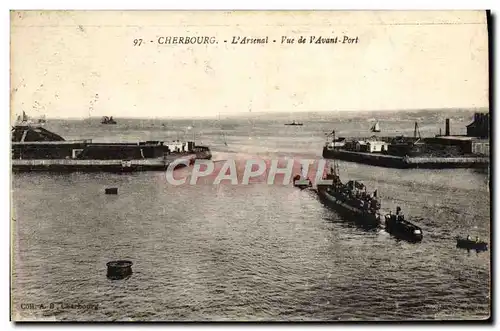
[10,10,490,322]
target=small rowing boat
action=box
[456,236,488,251]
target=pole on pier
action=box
[414,122,421,139]
[192,120,195,142]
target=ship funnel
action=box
[445,119,450,136]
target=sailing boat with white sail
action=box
[370,121,381,133]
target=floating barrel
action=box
[105,187,118,195]
[106,260,133,279]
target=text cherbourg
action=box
[149,35,360,45]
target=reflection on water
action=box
[12,111,490,321]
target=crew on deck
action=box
[465,235,481,242]
[395,206,405,221]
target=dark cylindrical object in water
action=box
[105,188,118,194]
[445,119,450,136]
[106,260,133,279]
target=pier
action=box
[323,149,489,169]
[323,114,490,169]
[11,153,205,173]
[11,123,212,173]
[12,158,170,172]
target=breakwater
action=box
[11,149,212,173]
[322,148,489,169]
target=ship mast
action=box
[413,121,421,140]
[219,111,228,146]
[332,130,339,175]
[191,119,195,142]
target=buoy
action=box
[105,188,118,195]
[106,260,133,280]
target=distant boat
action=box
[384,208,423,242]
[218,113,228,146]
[370,121,380,132]
[15,111,36,126]
[101,116,117,124]
[37,115,47,125]
[285,120,303,126]
[456,236,488,251]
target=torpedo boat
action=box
[384,207,423,242]
[317,170,382,228]
[315,128,384,227]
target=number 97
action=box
[133,39,143,46]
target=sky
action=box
[10,11,489,119]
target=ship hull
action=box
[456,238,488,251]
[385,218,423,242]
[317,188,381,228]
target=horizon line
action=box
[13,106,489,121]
